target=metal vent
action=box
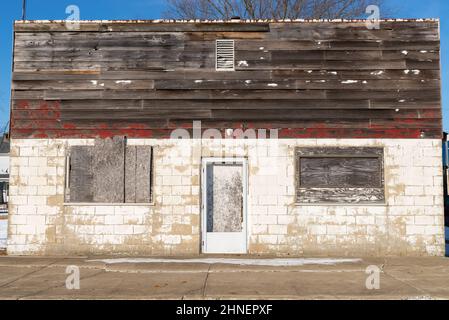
[216,39,235,71]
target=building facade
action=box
[7,19,445,256]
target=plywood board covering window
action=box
[66,137,152,203]
[296,147,384,204]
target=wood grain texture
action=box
[299,157,382,188]
[10,20,442,139]
[92,137,125,203]
[125,146,152,203]
[297,188,385,204]
[68,146,93,202]
[296,147,385,203]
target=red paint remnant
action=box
[10,128,442,140]
[97,130,116,139]
[63,123,77,130]
[124,123,147,130]
[38,101,49,110]
[17,100,30,109]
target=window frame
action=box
[64,144,155,205]
[295,147,385,205]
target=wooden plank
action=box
[13,50,215,62]
[13,99,371,110]
[271,69,440,81]
[235,60,409,70]
[11,118,442,130]
[210,109,439,121]
[13,70,273,81]
[12,69,441,82]
[136,146,152,203]
[235,40,440,51]
[14,48,439,63]
[59,109,212,121]
[13,80,155,91]
[15,22,270,32]
[69,146,93,202]
[12,60,191,72]
[268,50,439,61]
[326,89,440,100]
[42,89,327,100]
[27,108,436,121]
[154,79,296,90]
[12,98,441,111]
[297,188,385,204]
[268,23,439,41]
[294,79,439,90]
[9,127,443,139]
[125,146,152,203]
[297,147,384,157]
[92,137,125,203]
[299,157,382,188]
[125,145,137,202]
[12,120,170,130]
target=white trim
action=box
[201,157,248,254]
[215,39,235,71]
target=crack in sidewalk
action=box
[381,259,432,299]
[0,258,62,289]
[201,264,212,298]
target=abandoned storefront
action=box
[7,19,445,256]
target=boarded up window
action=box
[296,147,384,204]
[66,138,153,203]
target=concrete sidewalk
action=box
[0,256,449,300]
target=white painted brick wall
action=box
[6,138,446,256]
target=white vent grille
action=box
[216,39,235,71]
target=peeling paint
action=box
[341,80,358,84]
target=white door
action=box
[201,158,247,254]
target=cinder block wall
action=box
[6,138,445,256]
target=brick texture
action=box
[6,138,445,256]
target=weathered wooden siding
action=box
[10,20,442,139]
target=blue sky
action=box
[0,0,448,132]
